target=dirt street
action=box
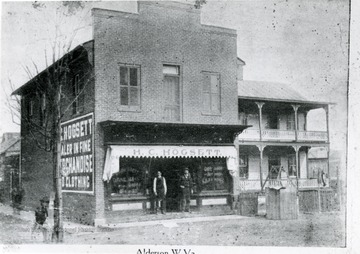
[0,212,345,247]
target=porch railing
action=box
[238,129,328,142]
[239,178,321,191]
[237,129,260,140]
[262,130,295,141]
[297,131,328,142]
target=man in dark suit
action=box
[180,168,193,212]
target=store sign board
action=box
[109,145,237,158]
[60,113,94,193]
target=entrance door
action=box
[268,156,281,179]
[151,158,198,212]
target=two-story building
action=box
[236,61,334,213]
[14,2,247,225]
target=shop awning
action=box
[102,145,238,181]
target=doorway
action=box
[268,156,281,179]
[150,158,199,212]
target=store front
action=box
[103,145,237,212]
[99,121,248,213]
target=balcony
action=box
[238,129,328,142]
[297,131,328,142]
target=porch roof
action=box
[238,80,333,106]
[99,121,249,145]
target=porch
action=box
[237,99,330,143]
[237,145,330,192]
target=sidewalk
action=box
[0,203,249,232]
[100,214,249,229]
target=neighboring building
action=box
[236,61,335,212]
[0,133,20,203]
[14,2,247,225]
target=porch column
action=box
[256,145,265,192]
[323,105,330,143]
[292,145,300,191]
[325,145,330,186]
[304,110,309,131]
[291,104,300,141]
[255,102,265,141]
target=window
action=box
[110,158,145,195]
[238,112,248,125]
[72,74,85,114]
[202,72,220,114]
[288,154,297,177]
[200,158,229,191]
[239,155,249,178]
[163,65,180,121]
[27,98,34,118]
[287,114,295,130]
[119,64,140,109]
[266,114,279,129]
[39,93,46,126]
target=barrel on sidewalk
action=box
[266,183,298,220]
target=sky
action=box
[0,0,350,155]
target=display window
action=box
[110,158,148,195]
[199,158,230,192]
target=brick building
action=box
[14,2,247,225]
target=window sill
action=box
[197,191,229,197]
[109,194,148,202]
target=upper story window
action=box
[238,112,248,125]
[72,74,85,115]
[27,98,34,118]
[202,72,221,115]
[39,93,46,126]
[163,65,180,122]
[265,114,279,129]
[287,114,295,130]
[119,64,141,110]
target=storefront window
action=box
[200,158,229,191]
[110,158,146,195]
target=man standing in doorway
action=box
[153,171,167,214]
[180,168,193,212]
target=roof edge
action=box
[12,40,94,96]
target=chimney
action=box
[237,58,246,81]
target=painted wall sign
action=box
[60,113,94,193]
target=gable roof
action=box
[0,135,20,155]
[12,40,94,96]
[238,80,333,105]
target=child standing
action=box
[31,197,50,243]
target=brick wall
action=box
[20,45,96,221]
[91,2,239,223]
[92,1,238,125]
